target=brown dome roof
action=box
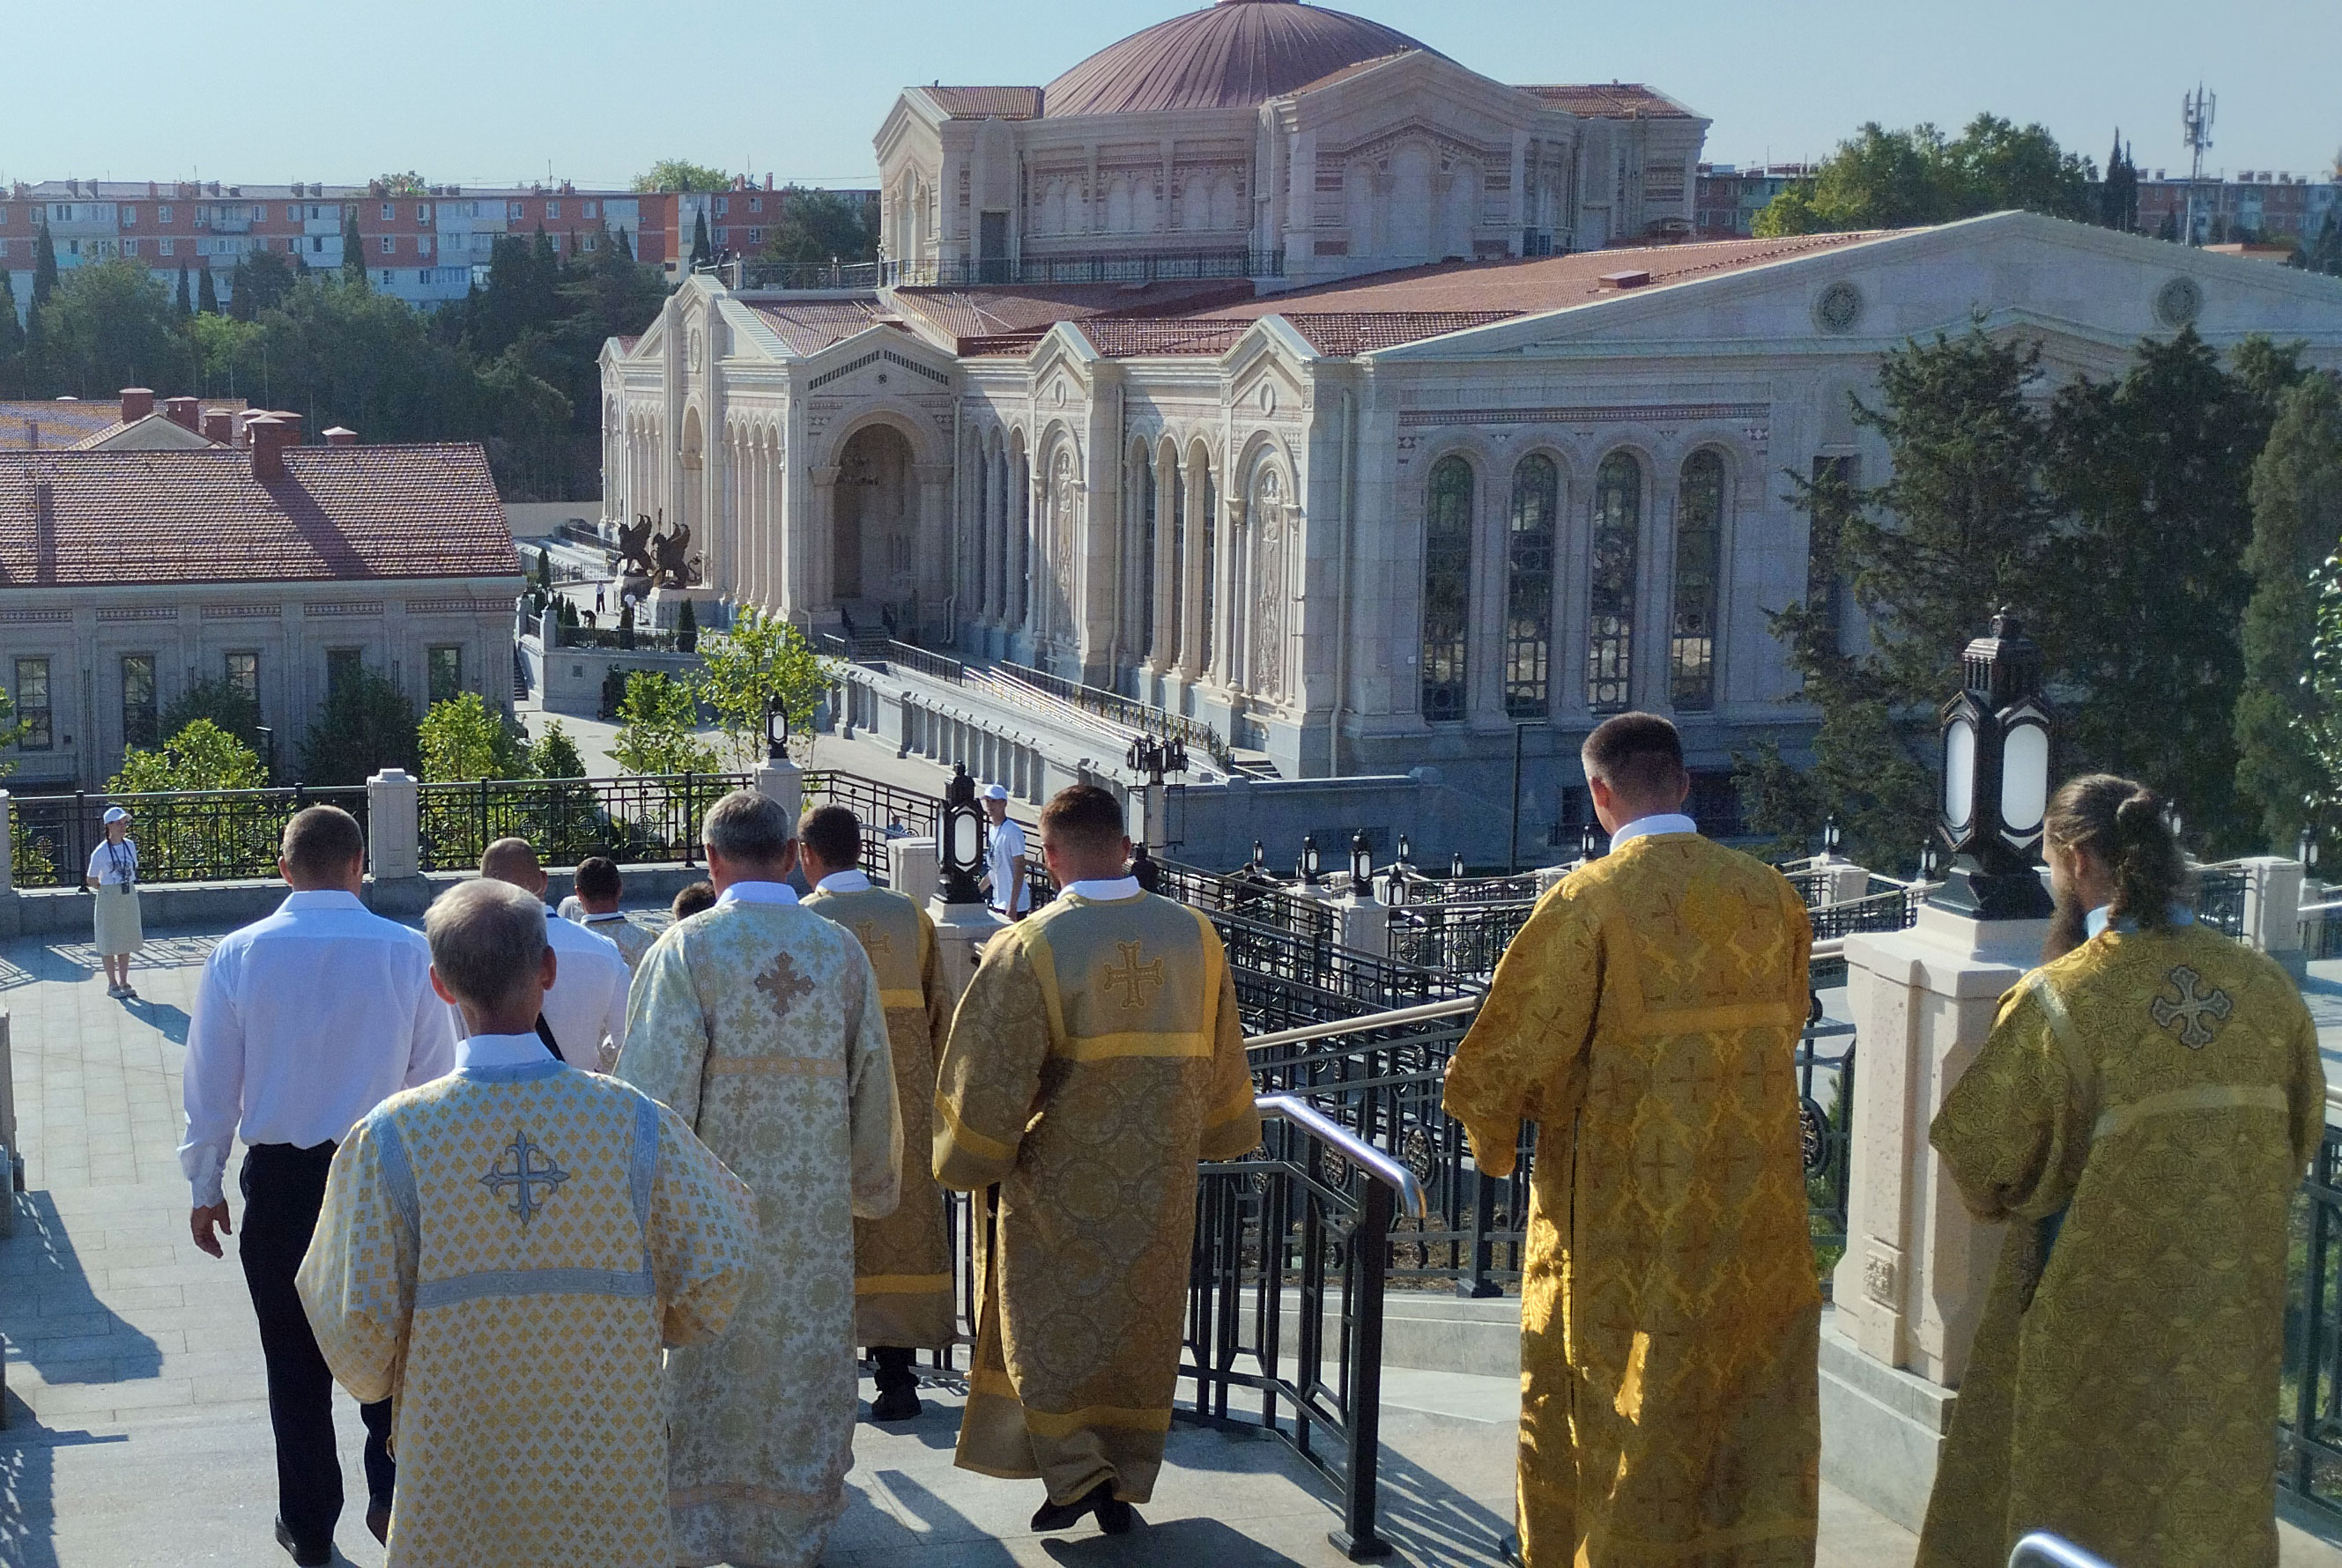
[1044,0,1435,119]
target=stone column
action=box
[365,768,428,916]
[1822,902,2047,1530]
[753,756,804,825]
[887,836,939,906]
[2238,855,2308,975]
[915,463,953,640]
[928,896,1005,1006]
[1336,890,1390,959]
[810,465,842,617]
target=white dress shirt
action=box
[716,879,799,907]
[449,909,631,1073]
[812,869,873,895]
[180,889,456,1208]
[1065,876,1142,901]
[456,1032,562,1072]
[87,838,138,885]
[987,817,1030,914]
[1607,812,1700,853]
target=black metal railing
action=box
[878,249,1284,290]
[2284,1125,2342,1520]
[730,258,882,292]
[1387,901,1535,976]
[556,624,691,654]
[1182,1095,1422,1561]
[2197,864,2250,939]
[415,774,748,873]
[998,660,1235,770]
[801,770,944,884]
[10,786,370,888]
[1212,910,1479,1036]
[880,640,967,687]
[1397,871,1545,906]
[2303,899,2342,962]
[1154,859,1339,951]
[1806,884,1924,943]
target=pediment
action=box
[799,326,959,396]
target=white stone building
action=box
[602,1,2342,842]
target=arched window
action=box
[1422,455,1473,721]
[1131,445,1155,662]
[1504,455,1558,718]
[1198,460,1218,675]
[1587,452,1640,714]
[1671,450,1725,711]
[1165,446,1186,667]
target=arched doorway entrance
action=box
[834,424,916,631]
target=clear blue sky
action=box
[5,0,2335,191]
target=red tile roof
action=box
[1043,1,1435,118]
[1516,83,1696,120]
[923,86,1044,121]
[0,444,521,587]
[894,278,1258,352]
[747,300,901,357]
[0,397,246,453]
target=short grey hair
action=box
[702,789,794,867]
[425,878,547,1011]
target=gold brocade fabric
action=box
[805,884,956,1349]
[1442,832,1820,1568]
[615,903,901,1568]
[296,1062,758,1568]
[933,890,1260,1505]
[1916,923,2325,1568]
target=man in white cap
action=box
[982,785,1030,921]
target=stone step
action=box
[1278,1289,1522,1381]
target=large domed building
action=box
[874,0,1708,287]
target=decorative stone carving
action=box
[2155,275,2204,329]
[1814,280,1865,334]
[1863,1242,1900,1307]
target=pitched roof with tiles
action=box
[748,300,903,357]
[893,278,1259,352]
[0,444,521,588]
[922,86,1045,121]
[1515,83,1697,119]
[0,398,246,454]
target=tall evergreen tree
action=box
[2235,374,2342,850]
[0,270,26,395]
[689,211,712,270]
[2099,129,2139,231]
[617,225,634,261]
[32,221,61,311]
[175,266,193,316]
[342,211,367,282]
[196,265,219,314]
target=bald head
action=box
[479,837,547,898]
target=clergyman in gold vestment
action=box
[934,784,1261,1536]
[1444,714,1820,1568]
[1917,776,2325,1568]
[800,802,956,1423]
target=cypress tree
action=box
[689,211,712,270]
[617,225,634,261]
[175,267,193,316]
[342,211,367,281]
[0,270,26,393]
[32,220,60,311]
[197,266,219,314]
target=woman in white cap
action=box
[86,806,145,998]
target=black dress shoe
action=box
[1029,1479,1118,1533]
[273,1516,330,1567]
[1097,1494,1138,1535]
[870,1382,923,1422]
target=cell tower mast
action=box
[2181,85,2216,245]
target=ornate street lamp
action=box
[1579,822,1602,864]
[1449,851,1466,880]
[1917,840,1942,883]
[1397,832,1412,869]
[1349,832,1374,898]
[2299,824,2321,875]
[1298,835,1322,884]
[764,698,790,762]
[938,764,984,906]
[1379,866,1412,908]
[1931,611,2055,920]
[1820,815,1843,861]
[1251,839,1266,873]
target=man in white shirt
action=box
[180,805,456,1567]
[474,838,631,1072]
[565,854,656,972]
[982,783,1031,920]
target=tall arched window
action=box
[1134,447,1156,662]
[1504,455,1558,718]
[1199,461,1218,675]
[1671,449,1725,711]
[1587,452,1640,714]
[1422,455,1473,721]
[1164,445,1185,667]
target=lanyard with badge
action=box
[107,839,137,891]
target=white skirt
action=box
[93,883,144,956]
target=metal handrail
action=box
[2009,1534,2117,1568]
[1246,996,1483,1054]
[1255,1093,1429,1223]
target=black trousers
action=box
[239,1142,395,1549]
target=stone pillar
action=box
[1336,891,1390,959]
[2238,855,2308,975]
[754,756,804,825]
[810,465,842,615]
[888,836,939,906]
[366,768,427,916]
[915,463,953,638]
[1821,902,2047,1530]
[0,788,15,897]
[1816,857,1871,906]
[928,898,1005,1006]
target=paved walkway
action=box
[0,922,2334,1565]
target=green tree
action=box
[2301,217,2342,279]
[688,211,713,270]
[196,265,219,315]
[1753,115,2094,235]
[696,608,831,766]
[41,259,179,396]
[342,211,367,282]
[1737,329,2062,868]
[2099,130,2139,231]
[760,188,879,268]
[2044,332,2303,850]
[31,221,59,312]
[297,668,420,784]
[228,248,300,322]
[375,172,429,197]
[174,267,193,317]
[610,671,719,775]
[419,692,530,781]
[2235,374,2342,851]
[530,720,588,778]
[0,271,25,396]
[632,160,730,194]
[161,677,267,770]
[110,717,268,794]
[1943,114,2096,222]
[676,596,699,654]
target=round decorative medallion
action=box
[687,329,703,372]
[2155,275,2204,330]
[1257,381,1277,416]
[1814,281,1865,334]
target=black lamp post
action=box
[1298,835,1322,884]
[2300,825,2321,876]
[1917,840,1942,883]
[938,763,984,906]
[1379,865,1411,908]
[1820,815,1843,861]
[1449,851,1466,880]
[1579,822,1602,864]
[1250,839,1266,873]
[1349,832,1373,898]
[764,698,790,762]
[1930,611,2055,920]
